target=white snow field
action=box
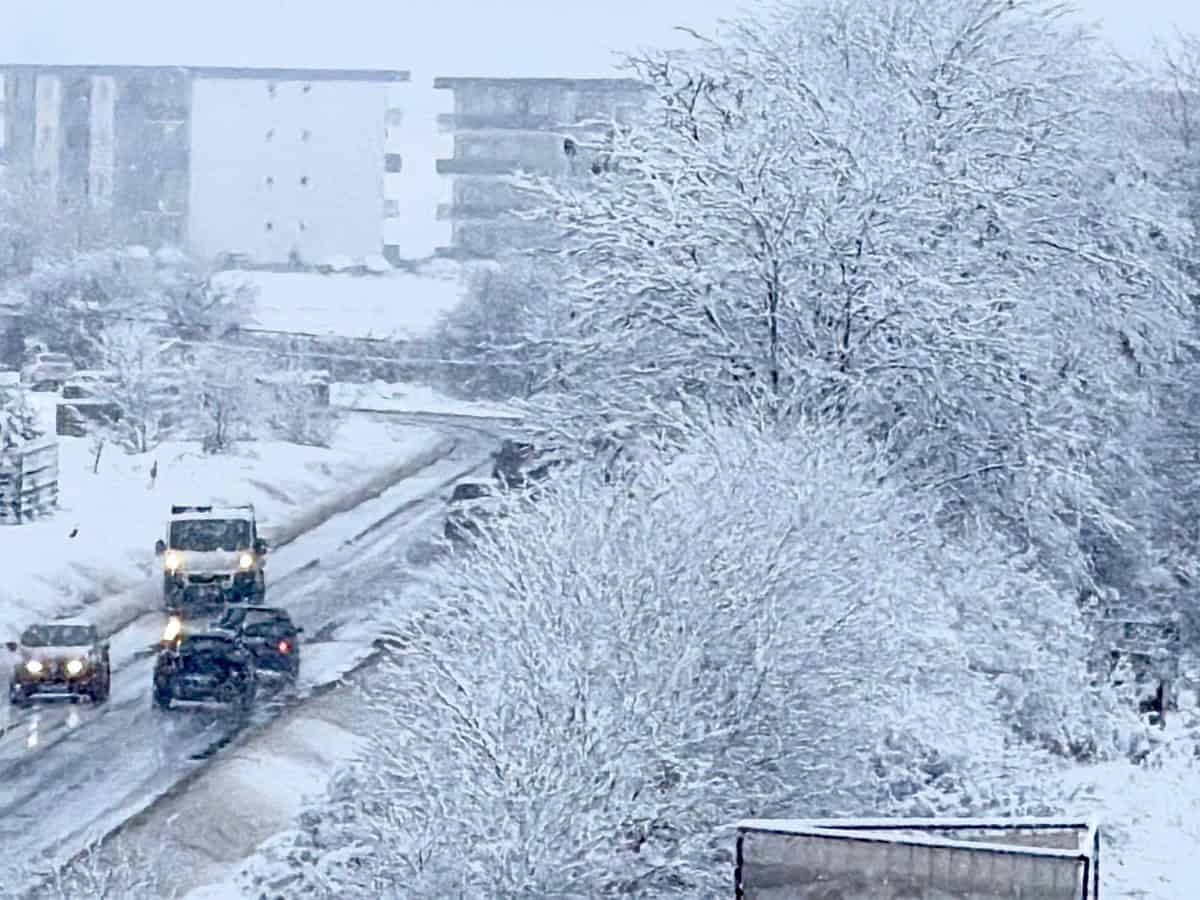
[1,434,496,895]
[1061,709,1200,899]
[330,379,522,419]
[218,263,468,341]
[0,415,443,639]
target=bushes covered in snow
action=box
[0,384,41,451]
[246,420,1119,897]
[235,0,1200,895]
[424,256,569,402]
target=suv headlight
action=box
[65,659,85,676]
[25,659,43,674]
[238,552,255,571]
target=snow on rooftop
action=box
[223,268,466,341]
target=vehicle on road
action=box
[152,632,257,712]
[20,351,75,391]
[443,480,501,544]
[6,619,111,706]
[212,605,303,680]
[492,439,563,488]
[155,504,269,613]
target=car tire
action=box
[91,670,111,703]
[9,688,29,708]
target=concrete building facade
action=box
[432,76,647,258]
[0,66,648,263]
[0,64,410,265]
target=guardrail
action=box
[734,817,1101,899]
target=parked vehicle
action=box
[152,632,257,712]
[20,351,74,391]
[6,619,111,706]
[155,504,269,612]
[443,481,501,544]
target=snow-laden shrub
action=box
[88,323,178,453]
[183,345,269,454]
[256,418,1113,898]
[4,834,180,900]
[0,385,41,451]
[261,368,339,449]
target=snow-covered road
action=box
[0,434,493,889]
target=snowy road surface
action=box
[0,436,492,883]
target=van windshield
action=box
[169,519,252,552]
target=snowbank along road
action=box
[0,429,497,888]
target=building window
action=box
[265,129,274,142]
[265,221,273,232]
[302,84,312,94]
[301,129,311,142]
[298,220,306,231]
[267,82,277,97]
[299,175,309,186]
[265,175,274,187]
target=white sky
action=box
[0,0,1198,78]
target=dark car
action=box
[212,605,303,679]
[492,439,563,488]
[7,621,111,706]
[443,481,501,543]
[153,632,256,711]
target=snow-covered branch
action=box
[261,418,1113,897]
[511,0,1191,586]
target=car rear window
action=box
[182,637,233,654]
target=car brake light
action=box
[278,640,290,653]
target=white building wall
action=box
[87,75,116,209]
[383,81,453,260]
[186,77,389,265]
[0,73,7,156]
[33,74,62,196]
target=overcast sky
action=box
[1,0,1198,78]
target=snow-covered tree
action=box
[260,364,339,448]
[87,323,179,453]
[259,418,1120,898]
[0,175,113,278]
[514,0,1192,589]
[424,255,571,401]
[184,345,268,453]
[0,384,41,451]
[14,249,163,365]
[4,834,180,900]
[155,259,257,341]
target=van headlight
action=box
[238,552,255,571]
[164,550,182,572]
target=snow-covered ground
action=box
[217,264,467,340]
[0,415,443,638]
[1063,713,1200,899]
[330,379,521,418]
[0,441,494,896]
